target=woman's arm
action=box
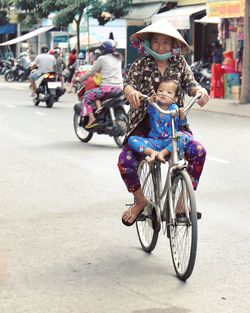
[123,59,144,109]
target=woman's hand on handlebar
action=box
[125,88,143,109]
[194,87,209,107]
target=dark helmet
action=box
[41,46,48,53]
[100,39,116,54]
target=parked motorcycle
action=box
[190,60,211,93]
[4,61,29,82]
[33,72,65,108]
[0,58,14,75]
[73,84,128,148]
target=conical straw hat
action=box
[130,19,191,55]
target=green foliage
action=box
[0,10,9,25]
[53,0,88,28]
[0,0,14,25]
[89,0,132,25]
[0,0,14,8]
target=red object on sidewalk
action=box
[210,64,224,98]
[222,51,236,73]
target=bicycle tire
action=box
[167,170,197,281]
[136,160,159,253]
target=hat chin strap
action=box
[144,40,173,61]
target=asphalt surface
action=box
[0,78,250,313]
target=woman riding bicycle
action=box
[118,19,209,226]
[76,39,123,129]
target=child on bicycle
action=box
[128,79,191,164]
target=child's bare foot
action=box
[157,149,170,163]
[144,148,158,164]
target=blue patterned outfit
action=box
[128,103,190,155]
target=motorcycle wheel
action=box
[46,95,54,108]
[4,70,15,82]
[113,107,128,148]
[73,113,93,143]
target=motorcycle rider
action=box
[76,39,123,129]
[53,48,66,90]
[29,46,56,97]
[18,51,31,80]
[68,52,85,93]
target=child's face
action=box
[156,81,178,105]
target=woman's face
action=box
[150,34,173,54]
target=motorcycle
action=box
[4,61,29,82]
[190,60,211,93]
[33,72,65,108]
[0,58,14,75]
[73,83,128,148]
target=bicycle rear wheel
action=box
[168,170,197,281]
[136,160,159,253]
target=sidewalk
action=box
[192,97,250,118]
[1,75,250,118]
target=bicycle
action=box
[135,94,201,281]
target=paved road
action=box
[0,80,249,313]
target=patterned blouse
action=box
[124,55,200,140]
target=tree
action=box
[89,0,132,26]
[240,0,250,104]
[0,0,13,25]
[52,0,88,54]
[53,0,132,52]
[1,0,132,53]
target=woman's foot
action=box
[95,107,103,114]
[85,119,98,129]
[122,198,148,226]
[175,193,202,221]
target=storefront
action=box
[206,0,246,100]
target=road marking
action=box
[34,111,46,116]
[6,104,16,108]
[207,156,230,164]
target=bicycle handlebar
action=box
[140,93,201,116]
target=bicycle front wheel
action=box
[168,170,197,281]
[136,160,159,253]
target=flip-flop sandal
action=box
[176,211,202,222]
[121,206,141,227]
[85,121,99,129]
[95,108,103,114]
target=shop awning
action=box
[195,15,220,24]
[126,1,164,21]
[0,26,54,46]
[0,24,17,35]
[151,4,206,29]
